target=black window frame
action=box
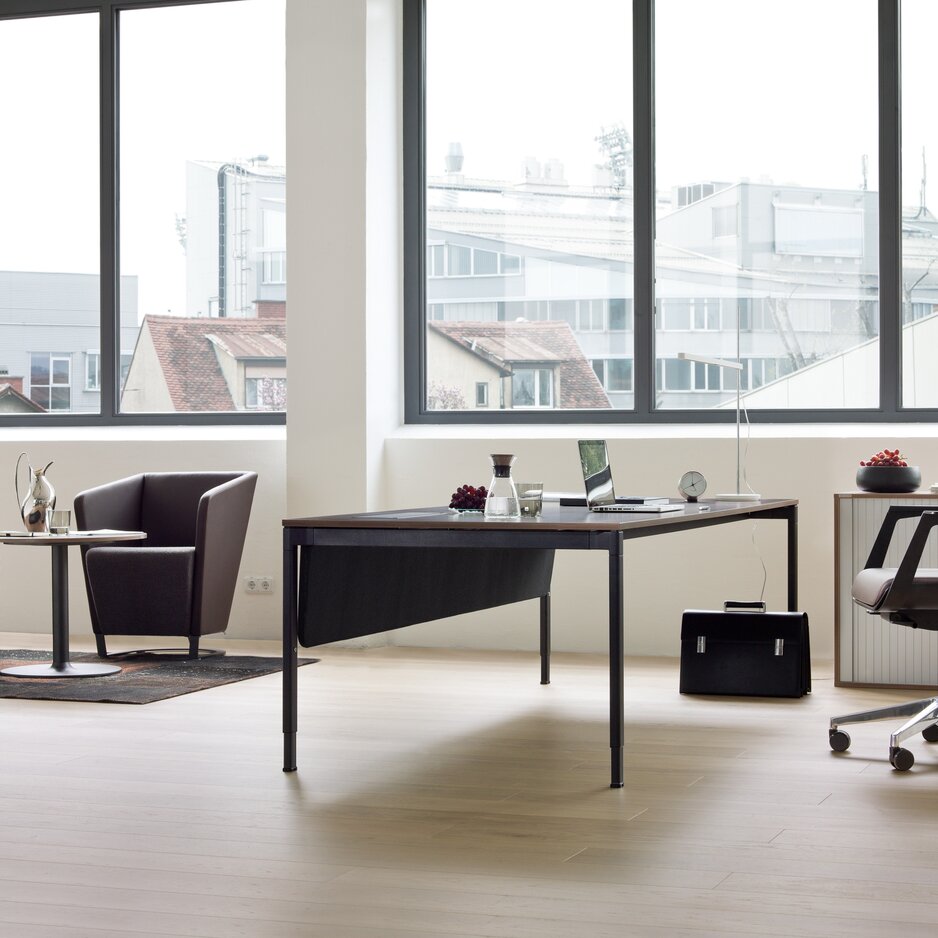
[0,0,284,426]
[404,0,917,424]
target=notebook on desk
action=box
[578,439,682,513]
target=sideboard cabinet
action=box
[835,492,938,689]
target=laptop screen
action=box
[578,439,616,507]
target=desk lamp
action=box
[677,351,760,501]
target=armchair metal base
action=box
[829,697,938,771]
[95,634,224,661]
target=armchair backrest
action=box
[141,472,248,547]
[74,473,145,533]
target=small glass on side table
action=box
[0,529,146,678]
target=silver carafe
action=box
[15,452,55,533]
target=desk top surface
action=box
[284,498,797,533]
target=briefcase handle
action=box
[723,600,767,613]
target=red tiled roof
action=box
[429,320,610,409]
[143,315,287,412]
[0,383,44,413]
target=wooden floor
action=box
[2,635,938,937]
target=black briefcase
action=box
[680,602,811,698]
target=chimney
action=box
[256,300,286,319]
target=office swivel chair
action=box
[829,506,938,770]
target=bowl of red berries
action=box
[856,449,921,493]
[449,483,487,512]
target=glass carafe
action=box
[484,453,520,520]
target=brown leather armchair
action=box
[829,506,938,770]
[74,471,257,659]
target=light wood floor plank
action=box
[2,635,937,937]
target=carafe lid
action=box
[489,453,516,468]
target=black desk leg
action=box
[787,505,798,612]
[609,538,624,788]
[282,534,299,772]
[540,593,551,685]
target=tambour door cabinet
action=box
[835,492,938,688]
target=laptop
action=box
[578,440,683,513]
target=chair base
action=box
[829,696,938,770]
[95,634,223,661]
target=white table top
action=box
[0,529,146,546]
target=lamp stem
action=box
[736,367,741,496]
[736,315,741,496]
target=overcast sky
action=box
[0,0,284,322]
[2,0,937,324]
[428,0,935,200]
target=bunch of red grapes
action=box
[860,448,908,467]
[449,483,487,510]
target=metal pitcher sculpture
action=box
[15,452,55,533]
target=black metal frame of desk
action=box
[282,502,798,788]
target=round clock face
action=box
[679,470,707,501]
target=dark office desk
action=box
[282,498,798,787]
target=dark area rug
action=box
[0,650,316,704]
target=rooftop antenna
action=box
[920,147,927,217]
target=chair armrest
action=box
[74,474,145,532]
[192,472,257,635]
[865,505,936,569]
[885,510,938,609]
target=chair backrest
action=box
[141,472,248,547]
[855,506,938,631]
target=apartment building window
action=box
[577,300,605,332]
[446,245,471,276]
[500,254,521,274]
[262,252,287,284]
[245,376,287,410]
[30,353,71,412]
[1,0,285,425]
[513,368,553,408]
[473,249,498,275]
[407,0,930,423]
[608,299,631,331]
[86,352,134,392]
[607,359,632,392]
[592,358,633,393]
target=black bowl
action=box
[856,465,922,493]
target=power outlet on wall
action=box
[244,576,275,594]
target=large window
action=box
[418,0,632,414]
[0,14,98,416]
[0,0,285,424]
[655,0,878,411]
[901,0,938,408]
[406,0,928,423]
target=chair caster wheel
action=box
[922,725,938,743]
[829,729,851,752]
[890,747,914,771]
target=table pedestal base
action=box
[1,661,121,679]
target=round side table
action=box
[0,529,146,678]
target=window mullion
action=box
[100,2,118,418]
[878,0,901,413]
[632,0,655,419]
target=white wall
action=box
[0,429,284,639]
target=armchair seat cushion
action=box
[853,567,938,611]
[86,546,195,636]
